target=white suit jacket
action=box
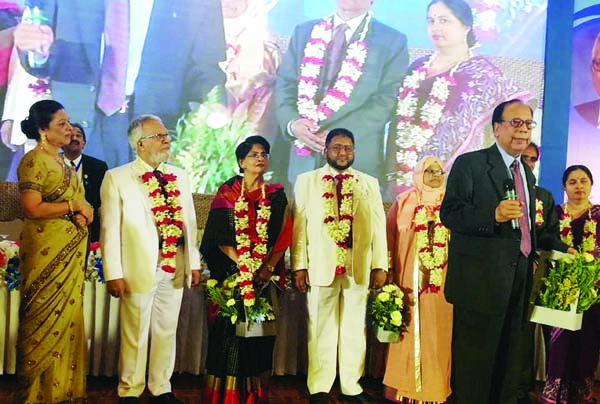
[291,165,387,286]
[100,158,200,293]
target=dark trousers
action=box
[452,254,529,404]
[85,107,133,169]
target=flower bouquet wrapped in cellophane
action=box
[170,86,259,194]
[85,242,105,283]
[368,283,409,343]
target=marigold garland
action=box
[234,179,271,308]
[393,54,459,187]
[141,171,184,273]
[322,173,354,274]
[413,205,449,293]
[295,13,371,156]
[560,204,597,254]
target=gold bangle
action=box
[67,200,74,216]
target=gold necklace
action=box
[38,143,64,166]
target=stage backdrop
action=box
[1,0,548,201]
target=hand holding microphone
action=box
[495,178,524,226]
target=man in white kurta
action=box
[292,128,387,404]
[100,115,201,404]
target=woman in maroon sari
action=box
[540,165,600,404]
[201,135,292,404]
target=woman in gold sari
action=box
[16,100,93,404]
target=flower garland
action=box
[141,171,184,273]
[322,173,354,274]
[0,240,20,291]
[535,198,544,226]
[295,13,371,156]
[413,205,449,293]
[393,54,459,187]
[559,204,597,254]
[234,179,271,308]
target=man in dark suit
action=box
[440,99,565,404]
[13,0,226,168]
[274,0,408,187]
[62,122,108,243]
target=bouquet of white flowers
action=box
[368,284,408,343]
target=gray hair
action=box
[127,114,163,150]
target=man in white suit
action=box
[100,115,201,404]
[292,128,387,404]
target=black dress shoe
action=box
[118,397,140,404]
[150,392,184,404]
[309,392,330,404]
[339,392,377,404]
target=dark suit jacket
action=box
[440,144,541,314]
[23,0,226,129]
[275,18,408,180]
[81,154,108,243]
[574,99,600,128]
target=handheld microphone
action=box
[503,178,520,230]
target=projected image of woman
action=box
[387,0,530,194]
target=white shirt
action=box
[64,154,83,181]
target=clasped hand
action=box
[253,264,273,288]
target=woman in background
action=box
[383,156,452,404]
[201,135,291,404]
[540,165,600,404]
[387,0,529,195]
[16,99,92,403]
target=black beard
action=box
[326,156,354,171]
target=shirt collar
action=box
[137,156,166,173]
[62,153,82,166]
[496,142,521,170]
[333,12,367,36]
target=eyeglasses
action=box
[498,118,537,130]
[140,133,170,141]
[247,152,269,160]
[328,145,355,154]
[522,155,538,163]
[424,169,444,176]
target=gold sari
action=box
[16,149,88,404]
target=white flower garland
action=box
[234,180,271,307]
[141,171,184,273]
[295,13,371,155]
[393,54,459,186]
[322,173,354,274]
[413,204,449,293]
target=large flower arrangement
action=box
[205,277,276,325]
[0,240,20,291]
[535,252,600,313]
[171,86,257,194]
[368,284,409,338]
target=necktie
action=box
[512,160,531,256]
[70,160,76,170]
[97,0,130,116]
[335,174,352,248]
[321,23,348,92]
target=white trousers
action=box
[306,274,368,396]
[118,268,184,397]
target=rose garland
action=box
[560,204,597,254]
[393,54,459,187]
[141,171,184,273]
[413,205,449,293]
[234,179,271,308]
[295,13,371,156]
[535,198,544,226]
[322,173,354,274]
